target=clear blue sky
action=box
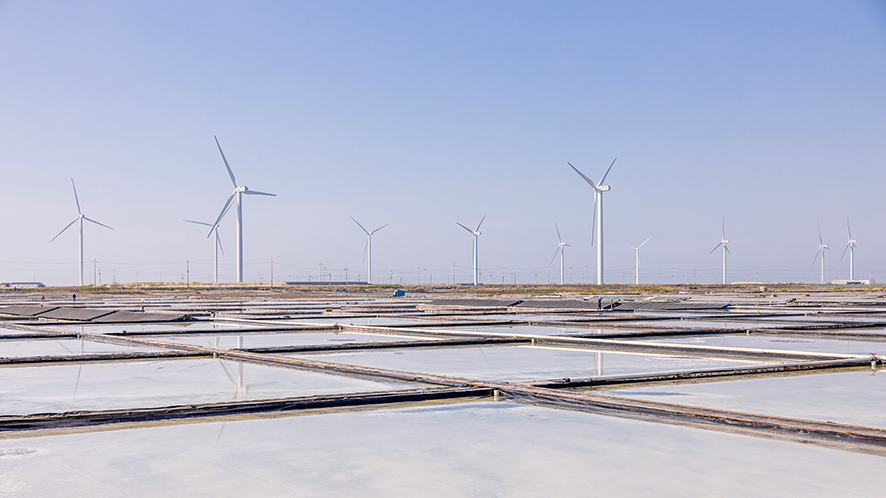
[1,1,884,285]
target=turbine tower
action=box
[184,220,225,283]
[210,136,276,283]
[842,219,857,280]
[568,158,616,285]
[709,218,730,284]
[50,179,114,286]
[630,237,652,285]
[351,217,387,284]
[811,222,829,284]
[550,222,571,285]
[457,215,486,285]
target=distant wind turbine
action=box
[184,220,225,283]
[630,237,652,285]
[209,136,276,283]
[841,219,857,280]
[351,217,387,284]
[568,158,616,285]
[811,221,829,284]
[709,218,730,284]
[50,179,114,286]
[457,215,486,285]
[550,223,571,285]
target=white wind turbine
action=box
[351,217,387,284]
[550,222,571,285]
[709,218,730,284]
[184,219,225,283]
[50,179,114,286]
[209,136,276,283]
[630,236,652,285]
[841,219,858,280]
[568,158,616,285]
[457,215,486,285]
[811,221,829,284]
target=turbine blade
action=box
[724,245,731,255]
[590,191,598,246]
[456,222,473,234]
[841,242,850,259]
[184,219,213,227]
[50,218,79,243]
[351,216,369,235]
[550,246,561,265]
[71,178,82,215]
[811,248,822,269]
[475,214,487,232]
[216,229,225,257]
[817,221,823,245]
[709,242,723,254]
[214,135,237,187]
[370,224,388,235]
[243,189,276,196]
[598,157,617,186]
[847,218,852,240]
[555,222,562,243]
[83,217,114,231]
[722,217,726,239]
[638,236,652,249]
[568,162,599,190]
[362,238,368,262]
[209,192,237,237]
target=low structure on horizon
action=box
[1,282,45,288]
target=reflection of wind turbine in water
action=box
[595,351,603,377]
[58,335,85,398]
[217,337,249,396]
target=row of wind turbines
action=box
[49,142,864,286]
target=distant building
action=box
[1,282,46,288]
[831,279,873,285]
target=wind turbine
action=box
[184,220,225,283]
[842,219,857,280]
[811,221,829,284]
[709,218,730,284]
[550,223,571,285]
[50,179,114,286]
[568,158,616,285]
[351,217,387,284]
[630,237,652,285]
[457,215,486,285]
[209,136,276,283]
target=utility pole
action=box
[186,260,190,287]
